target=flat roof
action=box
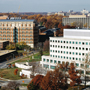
[50,37,90,41]
[0,19,35,22]
[0,50,15,56]
[0,40,9,42]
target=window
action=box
[79,47,81,50]
[82,42,84,45]
[50,66,56,69]
[87,65,89,68]
[53,55,54,57]
[55,50,57,53]
[76,47,78,50]
[64,46,65,48]
[79,58,81,61]
[50,60,53,63]
[79,42,81,44]
[70,57,71,60]
[61,41,62,43]
[43,64,49,68]
[82,53,84,56]
[58,51,60,53]
[69,52,71,54]
[69,47,71,49]
[58,61,61,64]
[61,51,62,53]
[76,63,79,67]
[64,56,65,59]
[67,52,68,54]
[76,42,78,44]
[64,41,65,43]
[76,52,78,55]
[53,45,54,47]
[86,48,88,50]
[50,45,52,47]
[55,45,57,47]
[50,55,52,57]
[82,48,84,50]
[58,41,60,43]
[61,56,63,58]
[73,57,74,60]
[73,47,74,49]
[54,60,57,63]
[53,40,54,42]
[43,59,45,62]
[47,59,49,62]
[79,53,81,55]
[81,64,84,67]
[64,51,65,54]
[67,57,68,59]
[73,52,74,55]
[82,58,84,61]
[58,56,60,58]
[76,58,78,60]
[67,46,68,49]
[58,46,60,48]
[73,41,74,44]
[55,40,57,42]
[50,40,52,42]
[86,42,88,45]
[55,55,57,58]
[67,41,68,43]
[69,41,71,44]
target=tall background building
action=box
[0,19,38,48]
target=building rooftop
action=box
[50,37,90,41]
[0,50,15,56]
[0,40,9,42]
[0,19,35,22]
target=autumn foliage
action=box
[27,75,44,90]
[43,40,49,51]
[14,69,18,75]
[68,63,82,86]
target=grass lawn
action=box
[11,51,49,64]
[0,68,27,80]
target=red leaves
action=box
[27,75,44,89]
[68,64,82,86]
[14,69,18,75]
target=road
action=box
[0,50,38,69]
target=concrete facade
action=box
[40,29,90,76]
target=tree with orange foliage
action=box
[14,69,18,75]
[68,63,82,89]
[41,68,68,90]
[27,75,44,90]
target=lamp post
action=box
[11,53,14,60]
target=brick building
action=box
[0,19,38,48]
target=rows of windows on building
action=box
[43,58,90,72]
[50,40,90,45]
[0,28,33,30]
[0,24,32,27]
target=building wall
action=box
[40,29,90,75]
[63,17,90,27]
[0,20,38,48]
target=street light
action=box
[11,53,14,60]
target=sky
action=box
[0,0,90,12]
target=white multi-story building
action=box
[40,29,90,76]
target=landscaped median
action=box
[0,68,27,80]
[11,51,49,64]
